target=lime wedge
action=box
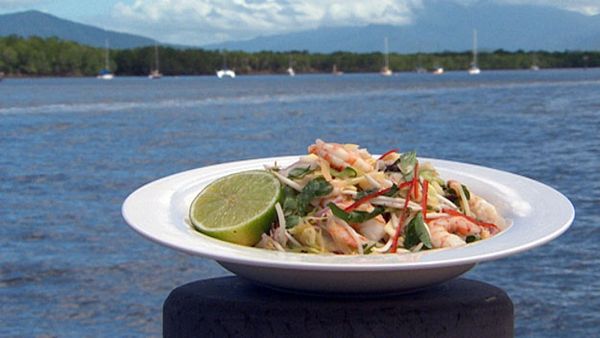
[189,170,282,246]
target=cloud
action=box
[110,0,423,45]
[498,0,600,15]
[108,0,600,46]
[0,0,47,10]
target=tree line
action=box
[2,35,600,77]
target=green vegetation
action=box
[2,35,600,77]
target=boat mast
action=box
[104,39,110,71]
[384,37,390,69]
[154,43,160,72]
[472,29,478,66]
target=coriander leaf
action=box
[296,177,333,215]
[285,215,301,228]
[330,166,358,178]
[355,188,377,200]
[282,186,299,214]
[283,197,298,215]
[288,166,313,180]
[328,203,385,224]
[403,212,432,249]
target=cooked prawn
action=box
[429,216,481,248]
[358,214,387,242]
[469,194,506,229]
[308,139,373,173]
[325,217,366,254]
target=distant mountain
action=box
[0,10,155,49]
[204,1,600,52]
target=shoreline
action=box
[2,66,599,79]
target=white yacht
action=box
[216,69,236,78]
[432,67,444,75]
[216,51,235,78]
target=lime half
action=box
[189,170,282,246]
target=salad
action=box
[257,139,507,254]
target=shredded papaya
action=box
[421,180,429,222]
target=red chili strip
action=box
[390,209,409,253]
[390,184,414,253]
[442,208,499,230]
[378,148,399,160]
[398,181,412,190]
[390,162,420,253]
[344,186,393,212]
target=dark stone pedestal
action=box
[163,276,513,338]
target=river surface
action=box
[1,70,599,337]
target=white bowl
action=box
[122,156,574,293]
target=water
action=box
[1,70,599,337]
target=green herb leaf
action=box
[296,177,333,215]
[355,184,398,201]
[281,177,333,228]
[355,188,377,200]
[288,166,313,180]
[466,235,479,243]
[383,184,399,197]
[330,166,358,178]
[403,212,432,249]
[399,151,417,181]
[461,184,471,200]
[285,215,301,228]
[328,203,385,224]
[362,242,376,254]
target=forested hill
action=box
[0,10,155,49]
[1,36,599,77]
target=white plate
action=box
[122,156,574,293]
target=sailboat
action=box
[530,53,540,71]
[148,43,162,79]
[432,43,444,75]
[380,37,393,76]
[216,51,236,78]
[467,29,481,75]
[286,55,295,76]
[432,66,444,75]
[97,39,114,80]
[332,64,343,76]
[415,53,427,73]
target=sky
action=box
[1,0,599,45]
